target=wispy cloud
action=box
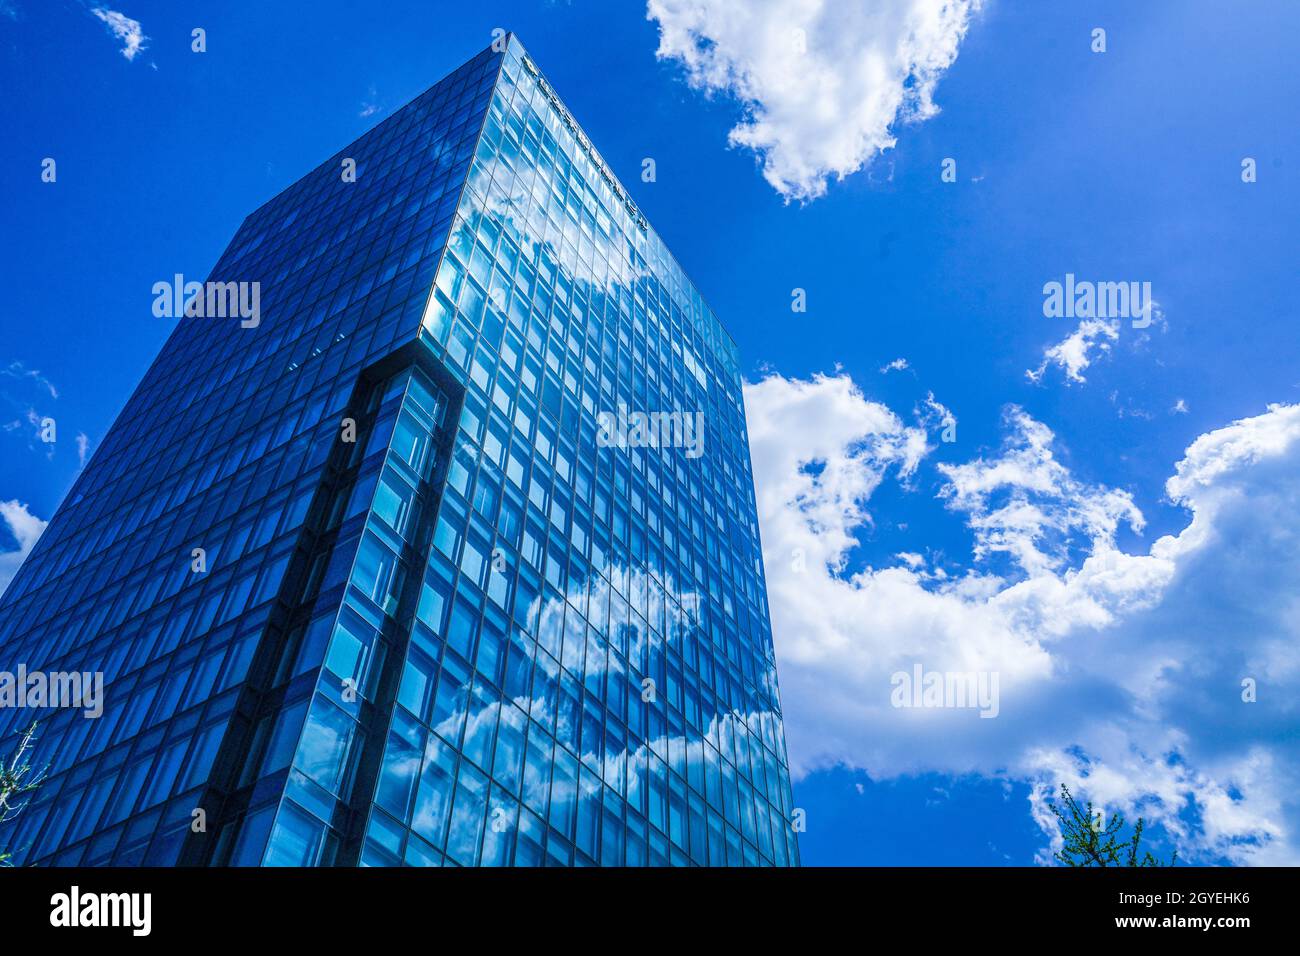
[91,6,148,61]
[1027,317,1119,385]
[359,84,382,118]
[0,361,58,449]
[1,360,58,399]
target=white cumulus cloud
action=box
[647,0,982,201]
[746,372,1300,864]
[0,500,46,597]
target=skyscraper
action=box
[0,35,798,867]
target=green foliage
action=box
[1048,783,1177,867]
[0,722,46,866]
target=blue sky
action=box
[2,1,1298,865]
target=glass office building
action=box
[0,36,798,867]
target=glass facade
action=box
[0,35,798,867]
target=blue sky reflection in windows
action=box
[0,35,797,867]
